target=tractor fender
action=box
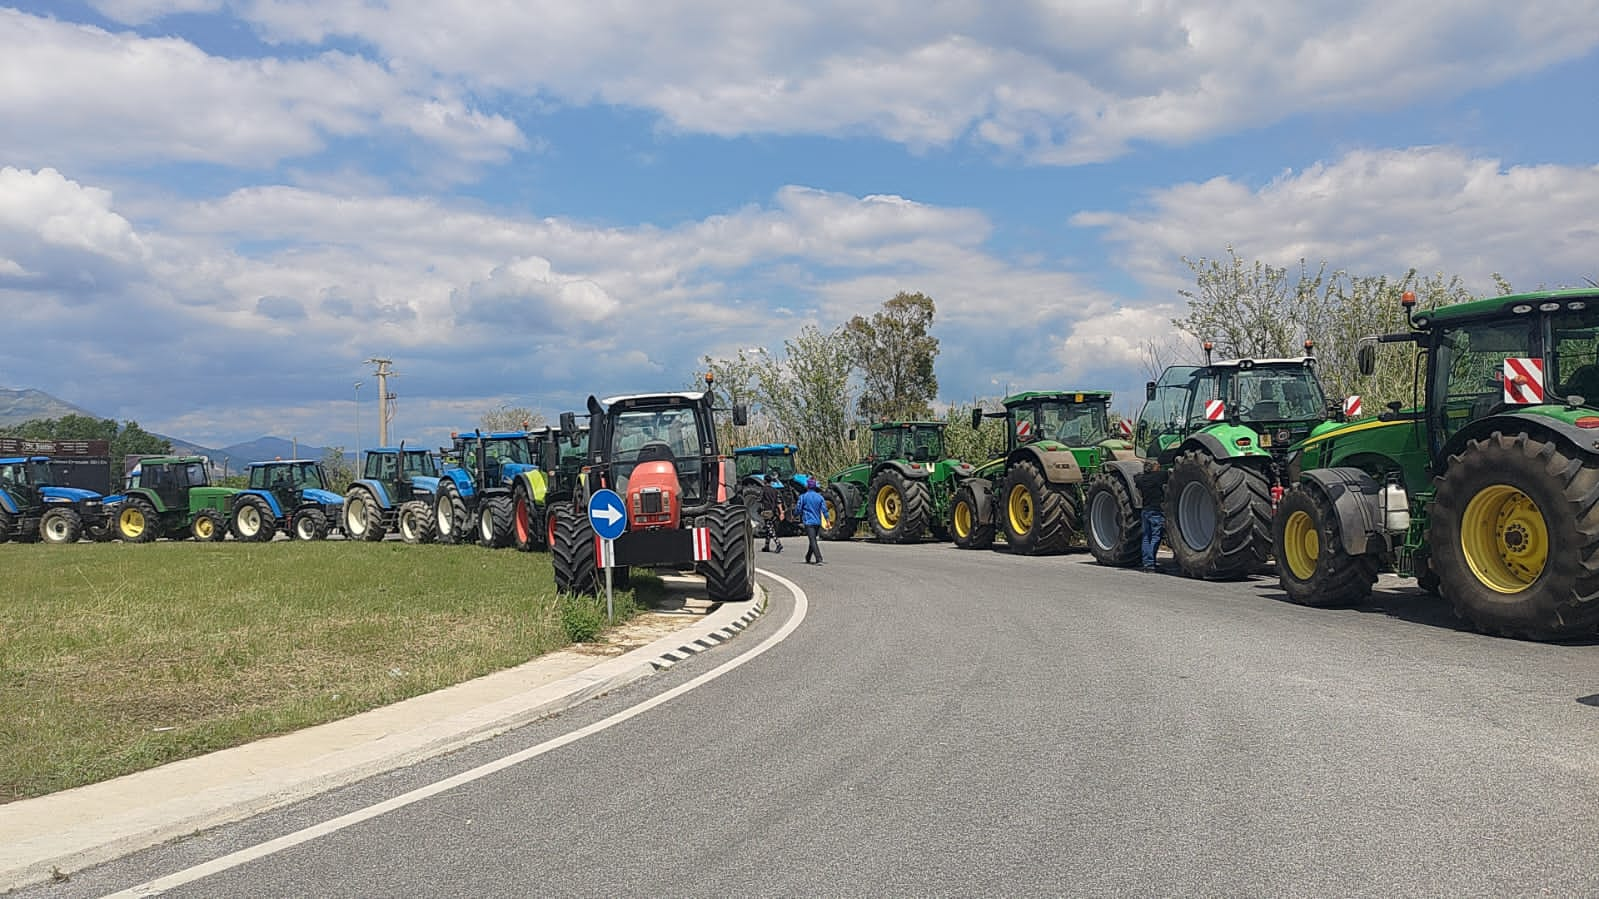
[1182,428,1270,463]
[1298,467,1384,556]
[350,480,392,509]
[875,460,931,481]
[1100,459,1147,508]
[409,475,441,499]
[1010,445,1084,485]
[442,469,476,498]
[1439,411,1599,466]
[0,488,17,515]
[517,470,550,505]
[237,489,284,518]
[834,480,863,516]
[962,478,996,526]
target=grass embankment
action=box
[0,541,650,803]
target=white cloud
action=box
[88,0,223,25]
[0,167,146,264]
[0,9,524,170]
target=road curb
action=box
[0,585,768,892]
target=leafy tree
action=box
[320,446,356,491]
[111,421,171,465]
[845,291,939,422]
[758,326,859,479]
[3,416,170,479]
[480,405,544,433]
[941,400,1009,464]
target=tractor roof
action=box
[1209,356,1316,369]
[1002,390,1112,405]
[869,421,946,430]
[601,391,712,408]
[365,446,432,454]
[0,455,50,465]
[1415,287,1599,328]
[454,431,529,441]
[246,459,320,467]
[132,455,208,465]
[735,443,799,455]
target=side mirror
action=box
[970,408,982,430]
[1145,381,1157,402]
[559,411,576,434]
[733,403,749,427]
[847,427,857,442]
[1356,342,1376,376]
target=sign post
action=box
[586,488,627,622]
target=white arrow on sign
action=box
[595,501,623,527]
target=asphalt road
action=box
[29,541,1599,898]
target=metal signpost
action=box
[586,488,627,621]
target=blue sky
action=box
[2,0,1597,450]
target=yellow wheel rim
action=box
[119,508,145,539]
[1008,484,1033,535]
[1282,509,1318,581]
[194,516,213,539]
[954,500,972,538]
[1461,484,1548,593]
[875,485,901,528]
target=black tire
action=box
[477,494,514,548]
[0,509,10,544]
[819,484,857,541]
[352,489,386,542]
[512,486,545,552]
[434,483,468,546]
[294,507,328,541]
[191,508,226,542]
[1273,485,1377,607]
[551,508,600,596]
[231,495,276,542]
[40,507,83,544]
[1430,431,1599,640]
[86,518,115,542]
[867,468,931,543]
[700,503,755,603]
[950,483,995,550]
[398,501,436,544]
[1085,471,1141,567]
[996,463,1075,555]
[1164,450,1272,579]
[116,497,162,543]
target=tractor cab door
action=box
[1425,316,1537,457]
[1136,365,1200,459]
[150,465,186,510]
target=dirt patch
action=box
[567,611,703,657]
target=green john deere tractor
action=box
[1274,287,1599,640]
[950,390,1137,554]
[115,455,237,542]
[1085,344,1335,577]
[820,422,975,544]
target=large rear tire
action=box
[360,490,388,541]
[867,468,931,543]
[191,508,226,542]
[0,510,10,543]
[551,508,599,596]
[1164,450,1272,579]
[40,507,83,544]
[1430,432,1599,640]
[294,508,328,541]
[231,495,276,542]
[513,486,545,552]
[1085,472,1141,568]
[117,497,161,543]
[434,483,468,545]
[997,463,1074,555]
[1273,485,1377,607]
[477,494,514,548]
[819,484,857,541]
[950,483,994,550]
[700,503,755,603]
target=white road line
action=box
[106,571,808,898]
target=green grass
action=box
[0,541,642,803]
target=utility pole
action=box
[364,358,397,446]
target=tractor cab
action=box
[0,456,50,507]
[867,422,947,464]
[362,447,439,491]
[975,390,1126,466]
[1137,355,1327,463]
[248,460,335,502]
[585,392,727,524]
[450,432,534,487]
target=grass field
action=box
[0,541,645,803]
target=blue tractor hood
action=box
[410,475,441,494]
[303,488,344,506]
[790,473,814,489]
[41,486,102,503]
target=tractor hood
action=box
[410,475,441,493]
[41,486,102,503]
[790,473,815,490]
[302,488,344,506]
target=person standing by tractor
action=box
[759,473,785,554]
[797,480,827,564]
[1135,459,1167,572]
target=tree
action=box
[110,421,171,464]
[480,404,544,433]
[941,399,1008,464]
[3,416,170,480]
[845,291,940,422]
[320,445,355,491]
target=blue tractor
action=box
[733,443,815,536]
[343,446,442,544]
[230,459,345,542]
[0,455,119,544]
[434,430,537,548]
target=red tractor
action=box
[551,379,755,604]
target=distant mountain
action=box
[0,387,100,426]
[209,436,340,470]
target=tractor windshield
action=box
[609,406,710,502]
[909,426,944,461]
[1231,366,1325,423]
[25,459,51,485]
[251,462,327,492]
[402,451,438,477]
[182,461,210,487]
[1136,365,1199,457]
[1429,316,1536,449]
[484,439,531,466]
[0,460,49,488]
[1548,310,1599,404]
[1039,400,1109,446]
[759,453,797,479]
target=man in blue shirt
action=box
[796,480,828,564]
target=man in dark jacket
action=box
[797,481,827,564]
[759,474,785,553]
[1135,459,1167,572]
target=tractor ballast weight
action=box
[345,446,442,544]
[1273,287,1599,640]
[949,390,1135,554]
[733,443,815,537]
[0,455,120,544]
[550,383,755,604]
[230,460,344,542]
[114,455,235,543]
[821,422,974,544]
[1085,348,1334,578]
[433,430,537,549]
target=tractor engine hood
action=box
[627,461,681,530]
[790,473,814,489]
[41,486,102,503]
[302,488,344,506]
[410,475,441,493]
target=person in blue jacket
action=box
[796,480,827,565]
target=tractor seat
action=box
[636,441,676,464]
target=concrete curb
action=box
[0,586,767,892]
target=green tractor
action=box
[1085,343,1335,577]
[522,422,590,551]
[950,391,1136,554]
[114,455,237,542]
[1274,287,1599,640]
[820,422,975,544]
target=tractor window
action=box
[1012,407,1038,445]
[182,462,208,487]
[762,453,797,478]
[402,452,436,477]
[1549,310,1599,404]
[910,426,944,461]
[0,462,19,486]
[608,406,709,502]
[871,428,903,459]
[1234,367,1325,423]
[735,454,762,480]
[487,439,531,466]
[25,460,51,485]
[1041,400,1109,446]
[1429,317,1536,448]
[1136,366,1199,456]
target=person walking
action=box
[759,473,785,554]
[1135,458,1167,572]
[797,480,827,565]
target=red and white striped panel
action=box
[594,536,615,568]
[1117,418,1133,438]
[693,526,712,561]
[1016,420,1033,440]
[1503,358,1545,404]
[1343,395,1362,418]
[1204,399,1226,421]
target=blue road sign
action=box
[587,488,627,541]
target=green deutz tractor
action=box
[115,455,237,542]
[820,422,975,543]
[1085,344,1334,577]
[950,391,1137,554]
[1274,287,1599,640]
